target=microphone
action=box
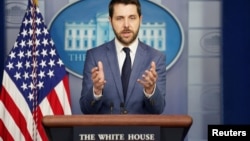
[110,102,114,114]
[120,102,128,114]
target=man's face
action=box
[109,3,142,46]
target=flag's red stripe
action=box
[0,120,14,141]
[47,89,64,114]
[62,75,71,107]
[0,87,33,141]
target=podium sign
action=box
[74,126,160,141]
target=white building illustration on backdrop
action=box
[64,13,166,52]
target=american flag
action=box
[0,0,72,141]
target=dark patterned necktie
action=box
[121,47,131,99]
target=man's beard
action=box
[113,27,140,46]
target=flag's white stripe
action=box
[54,80,72,114]
[2,71,42,141]
[0,101,26,140]
[40,97,54,116]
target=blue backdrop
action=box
[222,0,250,124]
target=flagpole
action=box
[33,0,39,7]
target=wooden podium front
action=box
[42,115,192,141]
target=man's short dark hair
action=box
[109,0,141,18]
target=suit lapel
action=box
[106,41,124,101]
[126,43,147,103]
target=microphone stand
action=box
[120,103,128,114]
[110,102,114,114]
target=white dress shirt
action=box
[115,38,138,75]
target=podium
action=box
[42,115,192,141]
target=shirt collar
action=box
[115,38,139,54]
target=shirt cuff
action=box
[144,84,156,98]
[93,88,103,100]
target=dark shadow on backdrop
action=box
[0,0,5,85]
[222,0,250,124]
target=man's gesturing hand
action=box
[91,61,106,95]
[137,61,158,94]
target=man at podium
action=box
[79,0,166,114]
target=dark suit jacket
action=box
[80,39,166,114]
